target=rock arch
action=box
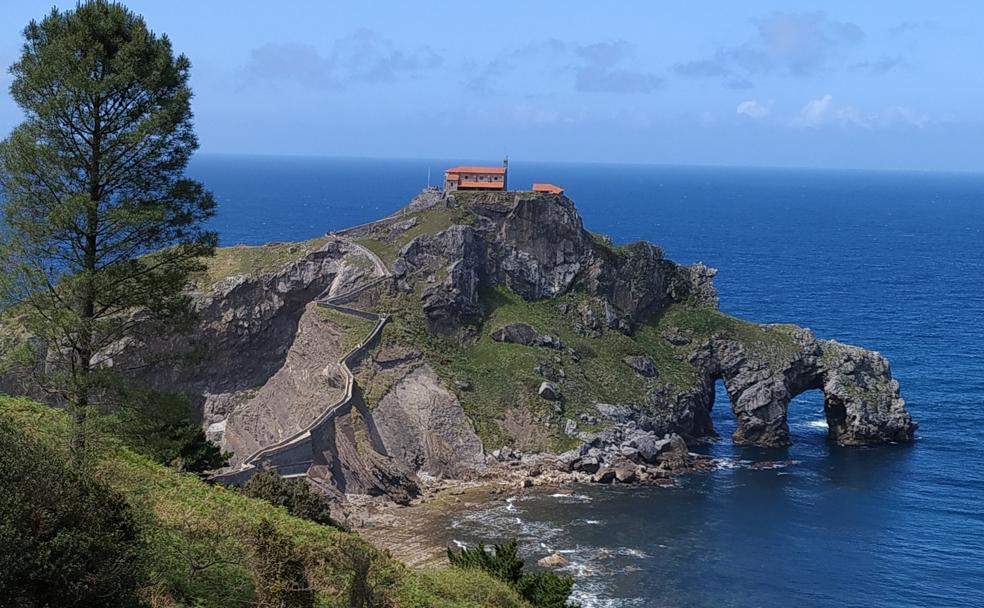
[693,328,917,447]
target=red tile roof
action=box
[458,180,506,189]
[445,166,506,175]
[532,183,564,194]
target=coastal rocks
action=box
[819,340,917,445]
[679,327,917,447]
[537,553,570,569]
[497,194,592,300]
[623,354,658,377]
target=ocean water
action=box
[188,155,984,607]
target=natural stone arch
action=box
[692,328,917,447]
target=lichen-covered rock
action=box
[623,354,658,377]
[490,322,540,345]
[677,327,917,447]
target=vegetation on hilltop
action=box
[0,396,532,607]
[189,236,331,289]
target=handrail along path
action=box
[213,228,394,485]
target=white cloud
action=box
[792,94,834,127]
[736,99,773,119]
[790,94,931,129]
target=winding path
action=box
[213,234,393,485]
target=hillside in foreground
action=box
[0,396,530,607]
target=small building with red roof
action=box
[532,183,564,195]
[444,158,508,191]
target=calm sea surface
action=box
[189,155,984,608]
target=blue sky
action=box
[1,1,982,171]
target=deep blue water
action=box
[189,155,984,608]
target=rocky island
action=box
[2,188,918,506]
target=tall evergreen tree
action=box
[0,1,216,462]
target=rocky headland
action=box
[1,188,918,512]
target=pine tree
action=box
[0,1,216,463]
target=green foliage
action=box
[0,417,147,607]
[318,305,379,355]
[448,540,525,586]
[516,571,579,608]
[111,387,228,475]
[243,518,314,608]
[0,0,216,462]
[448,539,577,608]
[241,467,339,529]
[396,568,530,608]
[1,394,527,607]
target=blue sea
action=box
[189,155,984,608]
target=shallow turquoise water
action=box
[189,155,984,607]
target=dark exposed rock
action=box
[614,463,638,483]
[593,468,616,484]
[490,322,540,345]
[538,381,561,401]
[662,331,692,346]
[623,355,658,378]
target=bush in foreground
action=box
[448,539,579,608]
[0,418,147,607]
[241,466,341,528]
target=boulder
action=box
[574,456,600,474]
[538,381,561,401]
[538,553,570,569]
[623,355,657,378]
[490,322,540,346]
[614,463,638,483]
[564,419,578,436]
[592,468,616,484]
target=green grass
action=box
[317,306,379,355]
[190,236,330,289]
[652,303,801,369]
[354,205,477,267]
[365,282,710,450]
[0,396,529,608]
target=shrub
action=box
[242,518,314,608]
[241,467,340,528]
[0,419,147,607]
[448,539,579,608]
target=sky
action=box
[1,1,983,172]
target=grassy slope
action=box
[353,205,476,267]
[189,236,333,289]
[365,280,799,451]
[0,397,528,608]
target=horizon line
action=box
[191,151,984,178]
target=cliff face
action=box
[0,189,917,498]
